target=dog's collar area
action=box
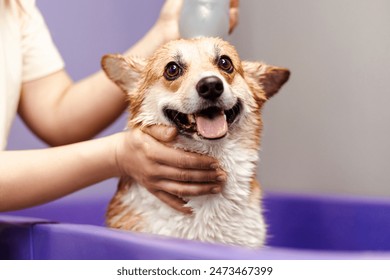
[163,100,242,140]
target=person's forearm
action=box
[19,70,128,146]
[19,0,183,146]
[55,21,175,141]
[20,26,174,146]
[50,71,127,145]
[52,26,170,143]
[124,24,170,58]
[0,135,119,212]
[58,24,173,138]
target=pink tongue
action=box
[195,111,228,139]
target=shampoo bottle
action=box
[179,0,230,39]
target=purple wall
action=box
[7,0,164,199]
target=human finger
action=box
[154,164,227,183]
[153,190,193,214]
[155,180,222,197]
[229,0,239,34]
[142,125,178,142]
[158,0,184,22]
[146,144,219,170]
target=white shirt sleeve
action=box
[20,0,65,82]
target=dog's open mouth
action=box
[164,100,242,140]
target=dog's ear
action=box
[101,54,146,93]
[242,61,290,99]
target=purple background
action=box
[7,0,165,199]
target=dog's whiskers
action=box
[173,111,181,121]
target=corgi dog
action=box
[101,37,289,247]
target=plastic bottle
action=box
[179,0,230,39]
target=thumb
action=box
[142,125,178,142]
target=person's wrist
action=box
[126,24,171,58]
[106,133,125,177]
[148,24,169,47]
[152,18,179,45]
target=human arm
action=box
[18,0,239,146]
[0,134,118,212]
[0,126,224,213]
[5,0,237,213]
[17,0,184,146]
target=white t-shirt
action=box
[0,0,64,150]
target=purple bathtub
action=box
[2,192,390,259]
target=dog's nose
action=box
[196,76,224,100]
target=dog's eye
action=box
[218,55,234,73]
[164,62,182,80]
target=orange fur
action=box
[249,178,262,205]
[106,177,132,224]
[101,37,290,246]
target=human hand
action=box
[229,0,239,34]
[113,125,226,214]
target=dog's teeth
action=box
[189,114,195,123]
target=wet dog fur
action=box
[101,37,289,247]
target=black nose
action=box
[196,76,224,100]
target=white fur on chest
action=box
[113,136,266,247]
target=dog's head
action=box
[102,37,289,141]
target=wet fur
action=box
[102,37,289,247]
